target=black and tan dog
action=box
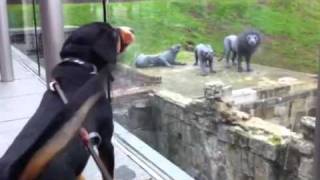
[0,22,134,180]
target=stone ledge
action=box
[301,116,316,141]
[213,114,303,162]
[154,90,193,108]
[154,85,302,163]
[291,138,314,157]
[116,64,162,86]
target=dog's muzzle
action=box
[117,27,135,53]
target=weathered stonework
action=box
[113,77,315,180]
[300,116,315,142]
[238,86,316,133]
[148,88,294,180]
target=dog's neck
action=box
[50,58,99,90]
[62,58,98,74]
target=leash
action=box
[49,60,112,180]
[80,128,113,180]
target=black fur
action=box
[0,22,121,180]
[221,30,261,72]
[236,30,261,72]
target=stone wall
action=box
[235,84,316,132]
[293,116,315,180]
[113,81,315,180]
[151,90,278,179]
[113,92,158,149]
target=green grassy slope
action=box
[8,0,320,73]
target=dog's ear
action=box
[92,30,118,65]
[60,43,92,60]
[60,28,94,61]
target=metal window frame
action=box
[39,0,64,84]
[0,0,14,82]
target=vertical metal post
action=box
[0,0,14,82]
[314,46,320,180]
[102,0,111,23]
[32,0,41,76]
[39,0,64,84]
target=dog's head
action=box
[60,22,134,69]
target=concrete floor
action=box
[135,61,317,99]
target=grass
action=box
[7,0,320,73]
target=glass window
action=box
[5,1,320,180]
[7,0,42,75]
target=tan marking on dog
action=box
[119,27,135,44]
[77,174,85,180]
[20,93,102,180]
[117,27,135,53]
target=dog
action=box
[220,30,261,72]
[194,44,215,76]
[0,22,134,180]
[134,44,185,68]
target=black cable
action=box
[102,0,107,23]
[32,0,41,76]
[101,0,112,102]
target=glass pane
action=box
[63,0,102,39]
[4,1,318,180]
[107,1,320,179]
[7,0,42,76]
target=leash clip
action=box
[49,79,69,104]
[89,132,102,146]
[49,80,57,92]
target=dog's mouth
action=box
[117,27,135,53]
